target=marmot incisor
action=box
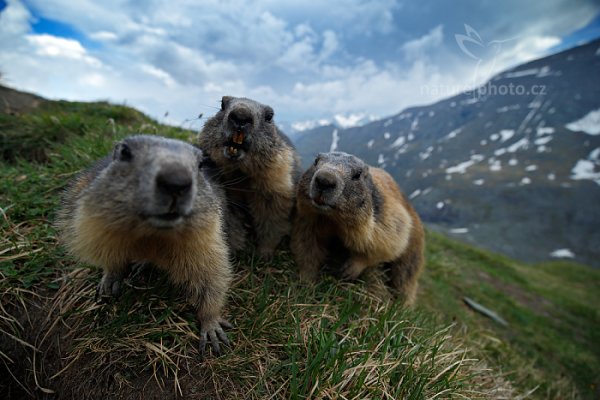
[56,135,233,355]
[291,152,425,305]
[198,96,300,258]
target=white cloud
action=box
[493,35,562,70]
[401,25,444,59]
[89,31,118,42]
[26,34,102,67]
[140,64,176,88]
[0,0,31,38]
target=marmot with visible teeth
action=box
[198,96,300,259]
[55,135,233,355]
[291,152,425,305]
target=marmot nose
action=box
[228,107,253,130]
[156,166,192,197]
[315,172,337,191]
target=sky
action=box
[1,0,599,131]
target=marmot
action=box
[198,96,300,258]
[55,135,233,355]
[291,152,425,305]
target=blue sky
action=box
[1,0,599,130]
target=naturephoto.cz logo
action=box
[420,24,547,98]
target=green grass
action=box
[1,99,598,399]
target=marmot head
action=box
[199,96,278,164]
[299,152,380,220]
[86,135,215,231]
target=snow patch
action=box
[565,109,600,135]
[446,128,462,140]
[496,104,521,113]
[450,228,469,234]
[550,249,575,258]
[291,118,330,132]
[367,139,374,149]
[411,117,419,131]
[489,159,502,172]
[473,179,485,185]
[436,202,445,209]
[536,126,554,136]
[547,173,556,181]
[504,68,539,78]
[525,165,538,172]
[520,177,531,185]
[571,160,600,185]
[383,119,393,127]
[330,129,339,152]
[536,66,552,77]
[570,147,600,185]
[490,133,500,141]
[391,136,405,148]
[499,129,515,142]
[383,132,391,139]
[409,189,421,199]
[509,158,518,166]
[446,154,484,174]
[535,136,552,146]
[419,146,434,160]
[377,153,386,166]
[333,113,377,129]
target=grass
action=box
[0,98,598,399]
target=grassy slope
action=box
[0,100,598,399]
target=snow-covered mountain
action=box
[294,39,600,268]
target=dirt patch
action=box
[476,270,554,317]
[0,85,45,115]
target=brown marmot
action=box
[198,96,300,258]
[291,152,425,305]
[55,135,233,355]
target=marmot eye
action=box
[352,170,362,180]
[313,157,320,166]
[119,143,132,162]
[264,107,274,122]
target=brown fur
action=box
[291,152,424,305]
[198,96,300,258]
[56,135,233,354]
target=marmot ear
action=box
[264,106,274,122]
[113,142,132,162]
[314,153,324,166]
[221,96,233,110]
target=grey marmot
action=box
[55,135,233,355]
[291,152,425,305]
[198,96,300,259]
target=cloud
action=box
[0,0,31,38]
[26,34,102,66]
[401,25,444,59]
[0,0,598,129]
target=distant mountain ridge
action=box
[294,39,600,267]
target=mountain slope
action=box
[294,39,600,268]
[1,94,599,399]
